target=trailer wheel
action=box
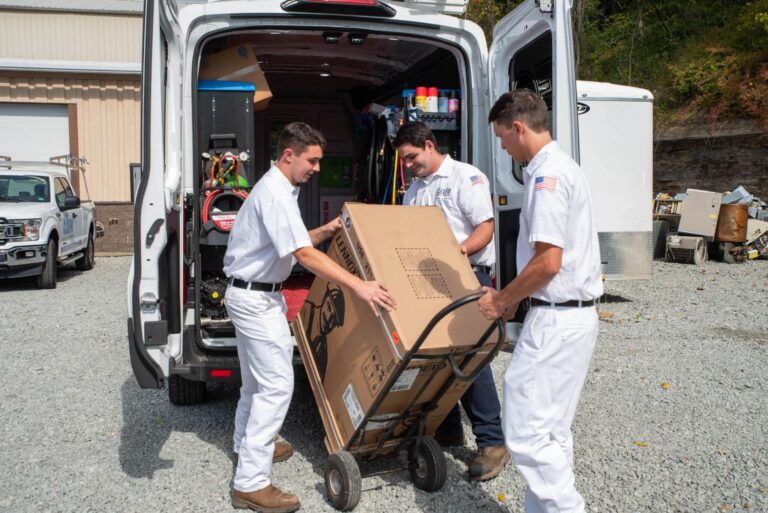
[168,375,206,405]
[409,437,446,492]
[325,451,361,511]
[36,239,57,289]
[693,239,708,265]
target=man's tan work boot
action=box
[273,439,294,463]
[468,445,510,481]
[231,484,300,512]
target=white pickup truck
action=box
[0,156,97,288]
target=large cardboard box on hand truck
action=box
[292,203,503,456]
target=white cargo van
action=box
[128,0,582,403]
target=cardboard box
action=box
[199,45,272,111]
[292,203,502,456]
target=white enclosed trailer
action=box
[576,81,654,280]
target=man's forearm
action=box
[295,246,361,292]
[461,219,494,256]
[497,253,558,310]
[308,222,337,246]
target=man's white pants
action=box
[225,286,294,493]
[503,305,598,513]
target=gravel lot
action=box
[1,256,766,513]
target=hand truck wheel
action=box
[409,437,446,492]
[325,451,361,511]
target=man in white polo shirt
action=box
[394,121,509,482]
[479,90,603,513]
[223,122,396,513]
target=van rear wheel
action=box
[168,375,206,405]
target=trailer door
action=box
[487,0,579,293]
[128,0,181,389]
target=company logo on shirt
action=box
[436,187,452,196]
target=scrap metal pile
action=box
[652,185,768,265]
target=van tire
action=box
[168,375,206,405]
[76,231,95,270]
[37,239,57,289]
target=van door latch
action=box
[537,0,553,13]
[146,218,165,248]
[140,292,160,310]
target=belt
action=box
[229,277,284,292]
[528,297,595,308]
[471,265,492,275]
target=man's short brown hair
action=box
[277,122,327,158]
[393,121,438,150]
[488,89,549,133]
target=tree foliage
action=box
[465,0,768,129]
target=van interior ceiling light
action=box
[281,0,396,17]
[323,31,343,44]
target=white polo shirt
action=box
[403,155,495,267]
[223,166,312,283]
[517,141,603,302]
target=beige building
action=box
[0,0,143,253]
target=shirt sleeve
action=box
[528,171,570,249]
[457,171,494,226]
[261,195,312,258]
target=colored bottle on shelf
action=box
[426,87,439,112]
[438,90,449,113]
[448,90,460,113]
[415,86,427,112]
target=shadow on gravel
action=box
[118,378,238,479]
[0,266,83,291]
[283,378,509,512]
[599,293,632,304]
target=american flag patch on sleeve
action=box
[534,176,558,192]
[470,175,484,186]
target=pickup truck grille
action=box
[0,218,24,246]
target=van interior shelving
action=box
[192,30,465,347]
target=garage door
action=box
[0,103,70,162]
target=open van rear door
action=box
[128,0,182,389]
[487,0,579,292]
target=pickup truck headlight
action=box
[9,218,42,241]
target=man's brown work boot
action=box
[231,484,300,512]
[468,445,510,481]
[273,439,294,463]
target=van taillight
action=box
[280,0,396,17]
[211,369,232,378]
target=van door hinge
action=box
[146,218,165,247]
[537,0,553,13]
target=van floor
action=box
[282,273,314,322]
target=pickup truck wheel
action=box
[168,375,206,405]
[76,232,95,270]
[36,239,57,289]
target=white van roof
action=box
[577,80,653,101]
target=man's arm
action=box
[478,242,562,319]
[294,246,396,315]
[460,219,494,256]
[308,217,341,246]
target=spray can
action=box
[426,87,439,112]
[448,90,460,113]
[415,86,427,112]
[438,90,449,113]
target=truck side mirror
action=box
[64,196,81,209]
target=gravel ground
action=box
[0,256,766,513]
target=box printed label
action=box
[343,383,364,429]
[362,347,387,396]
[390,367,420,392]
[364,413,400,431]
